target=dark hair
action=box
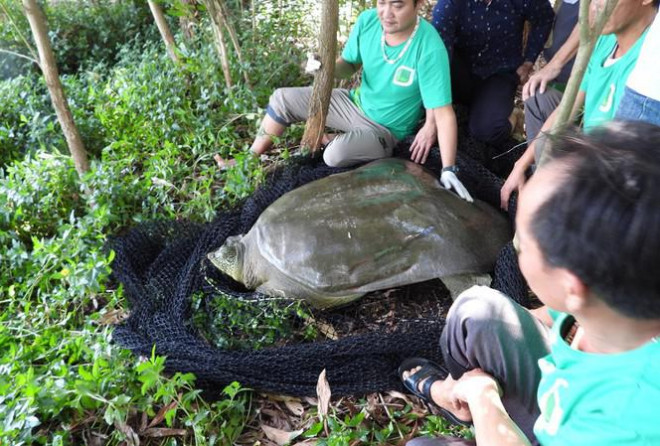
[654,0,659,9]
[531,121,660,319]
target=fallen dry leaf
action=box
[315,320,338,340]
[382,288,401,298]
[141,428,187,438]
[316,369,331,419]
[387,390,413,404]
[97,308,130,325]
[146,399,178,429]
[139,411,148,433]
[261,425,303,445]
[366,393,379,415]
[303,396,317,406]
[114,420,139,446]
[284,399,305,416]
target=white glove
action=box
[441,170,474,202]
[304,52,322,74]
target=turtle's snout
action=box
[207,236,243,283]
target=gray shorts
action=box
[267,87,398,167]
[524,88,563,164]
[440,286,551,444]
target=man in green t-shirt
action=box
[216,0,472,202]
[500,0,658,210]
[399,120,660,446]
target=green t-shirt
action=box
[579,32,647,130]
[341,9,452,140]
[534,312,660,445]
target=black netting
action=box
[109,135,529,397]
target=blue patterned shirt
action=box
[432,0,555,79]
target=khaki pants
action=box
[267,87,398,167]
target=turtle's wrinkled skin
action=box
[208,159,512,309]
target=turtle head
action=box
[207,235,244,283]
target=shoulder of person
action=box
[417,19,447,51]
[356,8,378,25]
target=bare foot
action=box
[214,154,236,169]
[403,366,473,423]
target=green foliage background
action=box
[0,0,459,444]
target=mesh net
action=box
[109,133,530,397]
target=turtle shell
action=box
[208,158,512,308]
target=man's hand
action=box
[304,52,321,75]
[409,123,437,164]
[500,165,527,210]
[451,368,532,446]
[450,369,502,408]
[522,62,561,101]
[516,61,534,86]
[441,170,473,202]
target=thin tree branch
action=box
[539,0,619,166]
[0,47,40,67]
[0,0,40,63]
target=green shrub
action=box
[0,1,373,443]
[0,0,156,77]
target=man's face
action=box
[591,0,650,35]
[377,0,419,36]
[515,164,568,311]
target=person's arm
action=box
[523,24,580,100]
[518,0,556,84]
[409,109,437,162]
[334,57,360,79]
[500,90,585,209]
[338,10,363,77]
[452,370,532,446]
[428,105,473,202]
[433,105,457,168]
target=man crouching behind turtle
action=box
[215,0,472,202]
[400,121,660,445]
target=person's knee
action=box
[524,89,560,121]
[323,146,352,168]
[469,117,509,145]
[448,286,509,330]
[269,88,285,107]
[523,93,543,117]
[266,88,291,124]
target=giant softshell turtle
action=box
[208,159,512,309]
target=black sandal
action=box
[398,357,473,428]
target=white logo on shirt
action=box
[599,84,616,113]
[393,66,415,87]
[536,377,569,436]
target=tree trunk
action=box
[179,0,197,41]
[203,0,233,88]
[147,0,180,64]
[539,0,618,166]
[301,0,338,151]
[217,0,251,87]
[205,0,251,87]
[22,0,89,175]
[251,0,256,50]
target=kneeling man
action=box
[216,0,471,201]
[401,121,660,445]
